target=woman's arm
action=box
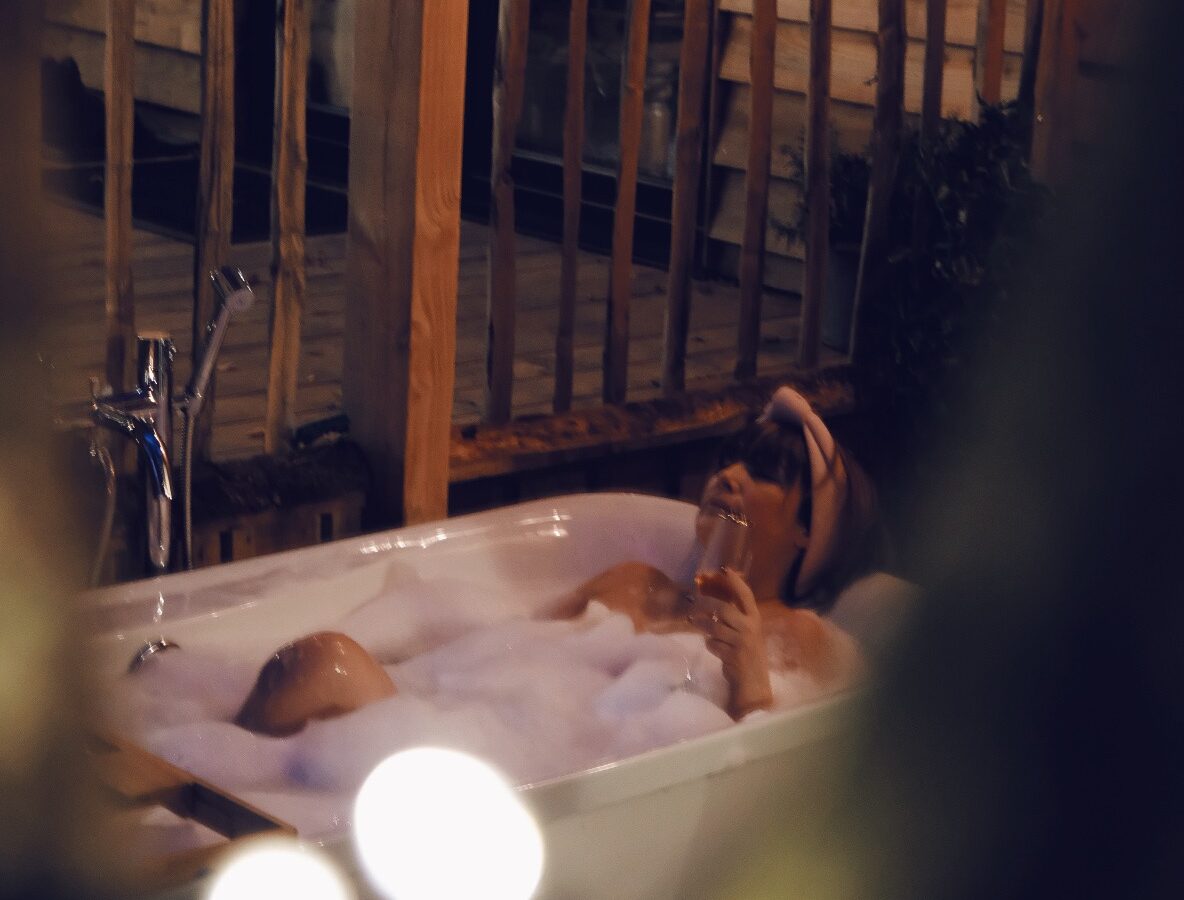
[547,561,682,630]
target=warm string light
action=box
[353,747,545,900]
[206,836,354,900]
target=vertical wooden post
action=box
[605,0,651,405]
[850,0,906,361]
[798,0,832,370]
[105,0,136,393]
[976,0,1007,107]
[486,0,530,424]
[699,0,728,275]
[2,4,44,319]
[265,0,310,454]
[1018,0,1045,114]
[735,0,776,381]
[193,0,235,459]
[1031,0,1080,184]
[660,0,710,396]
[912,0,948,256]
[344,0,469,525]
[923,0,949,137]
[555,0,589,413]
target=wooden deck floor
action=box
[46,204,838,461]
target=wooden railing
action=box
[88,0,1068,531]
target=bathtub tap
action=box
[92,267,255,576]
[93,334,175,574]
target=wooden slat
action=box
[1017,0,1043,113]
[344,0,468,525]
[850,0,906,361]
[700,0,730,274]
[486,0,530,424]
[105,0,136,393]
[976,0,1008,105]
[604,0,651,405]
[913,0,948,249]
[1031,0,1079,182]
[736,0,777,381]
[720,0,1026,50]
[923,0,950,137]
[913,0,948,256]
[798,0,832,369]
[403,0,468,521]
[555,0,588,413]
[192,0,235,458]
[265,0,310,454]
[661,0,711,394]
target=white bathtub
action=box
[88,493,858,899]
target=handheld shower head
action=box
[211,266,255,314]
[185,268,255,416]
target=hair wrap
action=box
[758,386,849,598]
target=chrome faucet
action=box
[91,267,255,576]
[93,334,175,573]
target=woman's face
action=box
[697,462,809,601]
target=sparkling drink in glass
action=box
[694,511,750,599]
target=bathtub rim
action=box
[83,491,700,630]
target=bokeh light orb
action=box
[353,747,545,900]
[206,835,354,900]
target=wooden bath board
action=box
[89,731,297,890]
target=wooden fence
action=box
[86,0,1067,531]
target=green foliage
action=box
[869,103,1051,433]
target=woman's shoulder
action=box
[759,602,862,687]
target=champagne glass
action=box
[694,511,750,599]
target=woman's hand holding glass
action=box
[692,568,774,718]
[690,513,773,717]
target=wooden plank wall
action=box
[43,0,203,114]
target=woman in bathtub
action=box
[235,386,885,733]
[554,385,884,717]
